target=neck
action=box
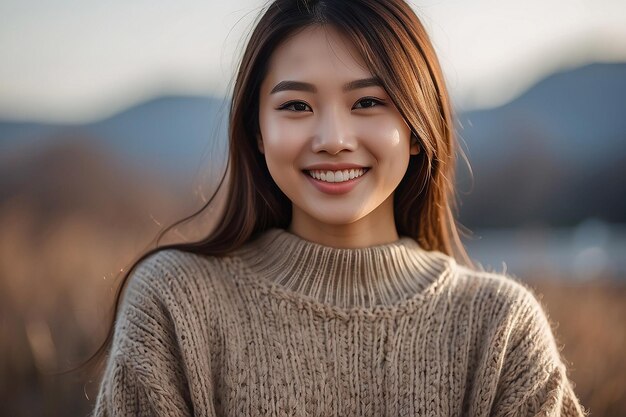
[288,193,399,248]
[233,227,454,309]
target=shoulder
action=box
[450,263,553,330]
[123,247,232,308]
[454,263,542,304]
[451,267,561,364]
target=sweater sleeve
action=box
[489,283,588,417]
[91,252,196,417]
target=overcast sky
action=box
[1,0,625,123]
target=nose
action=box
[311,107,357,155]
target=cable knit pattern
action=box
[92,227,588,416]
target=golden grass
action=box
[1,198,623,415]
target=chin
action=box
[302,206,370,226]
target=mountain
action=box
[458,62,626,165]
[87,95,230,177]
[0,95,230,183]
[454,62,626,227]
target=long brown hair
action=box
[68,0,474,377]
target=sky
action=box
[1,0,625,123]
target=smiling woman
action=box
[77,0,588,416]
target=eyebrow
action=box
[269,77,383,94]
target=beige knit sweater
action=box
[92,227,588,416]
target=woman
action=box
[88,0,588,415]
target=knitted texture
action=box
[92,227,588,416]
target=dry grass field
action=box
[2,216,623,416]
[527,276,626,416]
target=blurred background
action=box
[1,0,625,416]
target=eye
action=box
[353,97,384,109]
[278,101,312,112]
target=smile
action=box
[302,168,370,195]
[305,168,369,183]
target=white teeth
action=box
[306,168,368,183]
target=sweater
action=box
[92,227,588,416]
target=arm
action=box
[91,253,195,417]
[489,285,588,417]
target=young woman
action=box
[88,0,588,415]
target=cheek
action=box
[259,114,307,170]
[358,117,408,159]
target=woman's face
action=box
[257,24,420,246]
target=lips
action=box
[302,167,370,195]
[302,163,370,171]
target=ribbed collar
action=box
[233,227,453,309]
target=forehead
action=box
[265,25,371,85]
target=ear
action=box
[410,136,421,155]
[257,133,264,154]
